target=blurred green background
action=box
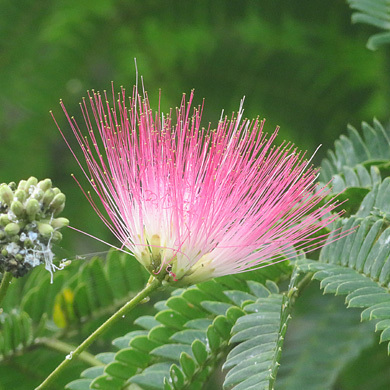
[1,0,389,255]
[1,2,390,389]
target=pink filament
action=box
[53,85,343,279]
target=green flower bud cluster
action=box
[0,177,69,278]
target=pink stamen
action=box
[54,83,345,282]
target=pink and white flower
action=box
[53,85,341,285]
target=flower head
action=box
[54,85,340,285]
[0,177,68,279]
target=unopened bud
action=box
[38,223,54,237]
[5,222,20,236]
[42,189,55,207]
[0,184,14,205]
[8,182,16,191]
[26,176,38,189]
[26,199,40,217]
[51,217,69,229]
[50,193,66,210]
[0,177,68,278]
[0,214,10,226]
[53,203,65,217]
[10,200,24,217]
[31,189,44,201]
[14,189,26,202]
[51,231,63,242]
[17,180,27,191]
[38,179,52,192]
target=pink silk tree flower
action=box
[53,85,341,285]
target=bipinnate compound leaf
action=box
[276,284,375,390]
[1,249,151,334]
[65,266,292,390]
[0,310,33,360]
[222,269,299,390]
[347,0,390,50]
[320,119,390,186]
[52,249,149,328]
[356,177,390,220]
[20,270,65,323]
[297,213,390,354]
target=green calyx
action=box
[42,189,55,207]
[0,177,69,278]
[38,178,52,192]
[37,223,54,238]
[4,222,20,236]
[49,193,66,211]
[0,184,14,206]
[26,198,40,218]
[11,200,24,217]
[51,217,69,229]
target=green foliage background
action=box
[1,1,390,389]
[1,0,389,255]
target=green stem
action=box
[39,338,103,367]
[295,271,313,296]
[35,277,162,390]
[0,271,13,307]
